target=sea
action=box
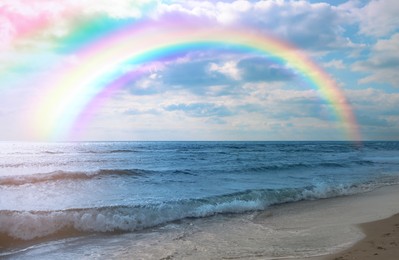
[1,141,399,259]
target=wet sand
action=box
[3,185,399,259]
[325,213,399,260]
[102,184,399,259]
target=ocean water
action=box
[1,141,399,258]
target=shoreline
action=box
[254,184,399,260]
[2,184,399,259]
[324,213,399,260]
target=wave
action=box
[42,151,64,154]
[0,163,25,168]
[0,169,148,186]
[6,149,137,156]
[0,181,389,244]
[109,149,136,153]
[77,149,136,154]
[0,158,379,186]
[0,169,200,186]
[245,160,375,172]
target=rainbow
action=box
[31,20,361,142]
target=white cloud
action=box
[352,33,399,86]
[0,0,366,56]
[356,0,399,37]
[0,16,14,48]
[83,0,156,18]
[208,60,241,81]
[215,0,252,24]
[155,0,252,24]
[323,59,346,69]
[0,0,377,52]
[345,88,399,139]
[346,88,399,111]
[153,0,356,51]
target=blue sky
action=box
[0,0,398,141]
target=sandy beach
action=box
[110,184,399,260]
[171,184,399,260]
[325,213,399,260]
[2,184,399,259]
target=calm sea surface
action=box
[1,141,399,256]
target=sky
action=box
[0,0,398,141]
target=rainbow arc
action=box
[30,21,361,141]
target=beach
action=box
[122,184,399,260]
[112,184,399,260]
[1,141,399,259]
[3,183,398,259]
[1,0,398,258]
[325,213,399,260]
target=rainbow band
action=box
[33,22,361,141]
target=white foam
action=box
[2,180,399,241]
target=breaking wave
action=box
[0,169,149,186]
[0,181,391,243]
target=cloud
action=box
[352,33,399,86]
[237,57,295,82]
[356,114,392,127]
[0,0,157,50]
[268,96,335,123]
[164,103,233,118]
[158,59,238,96]
[154,0,358,51]
[208,60,241,81]
[214,0,253,24]
[55,15,134,53]
[82,0,156,19]
[1,0,398,141]
[323,59,346,69]
[345,88,399,139]
[123,54,298,98]
[233,82,333,122]
[0,0,62,49]
[126,73,166,96]
[207,57,295,84]
[346,88,399,114]
[252,1,347,49]
[124,107,159,115]
[356,0,399,37]
[156,0,252,25]
[0,1,371,57]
